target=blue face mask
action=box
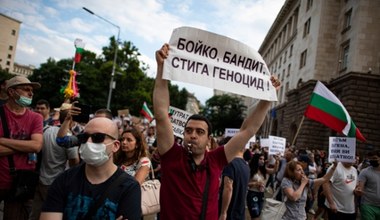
[15,92,32,106]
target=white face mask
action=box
[79,142,113,167]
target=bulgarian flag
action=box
[304,81,366,142]
[140,102,154,122]
[74,39,85,63]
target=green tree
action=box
[0,69,15,80]
[201,94,246,135]
[29,37,189,117]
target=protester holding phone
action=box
[56,103,82,148]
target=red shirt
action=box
[160,143,227,219]
[0,105,43,189]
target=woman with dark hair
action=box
[114,127,151,185]
[246,153,279,220]
[281,160,337,220]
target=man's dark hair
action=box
[218,136,232,145]
[95,108,113,120]
[185,114,212,136]
[36,99,50,108]
[367,150,380,157]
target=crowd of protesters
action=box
[1,56,379,220]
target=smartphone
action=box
[72,103,92,124]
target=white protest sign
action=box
[225,128,239,137]
[169,106,193,138]
[260,138,270,148]
[328,137,356,163]
[268,135,286,156]
[164,26,278,101]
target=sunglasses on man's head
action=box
[77,132,116,144]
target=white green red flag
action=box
[304,81,366,142]
[140,102,154,122]
[74,39,85,63]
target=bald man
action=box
[40,118,141,220]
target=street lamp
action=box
[83,7,120,110]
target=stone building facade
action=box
[273,73,379,155]
[253,0,380,155]
[0,13,21,73]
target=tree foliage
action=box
[201,94,246,136]
[0,69,15,80]
[29,37,188,116]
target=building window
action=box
[343,8,352,33]
[6,61,10,66]
[287,64,291,76]
[284,51,287,63]
[11,30,16,36]
[289,45,293,57]
[279,57,282,68]
[9,45,13,51]
[340,42,350,70]
[303,18,311,38]
[285,82,290,102]
[306,0,313,11]
[300,49,307,68]
[274,62,277,72]
[7,54,12,59]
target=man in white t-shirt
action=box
[323,162,357,220]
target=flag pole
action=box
[291,115,305,146]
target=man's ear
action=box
[112,140,120,153]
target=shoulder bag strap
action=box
[200,168,210,220]
[83,173,127,220]
[0,105,9,137]
[150,162,155,179]
[0,105,16,176]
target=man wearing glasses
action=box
[40,117,141,220]
[0,76,43,220]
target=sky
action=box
[0,0,285,105]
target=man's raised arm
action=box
[153,44,175,155]
[224,76,280,162]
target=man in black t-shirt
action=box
[40,117,141,220]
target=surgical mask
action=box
[258,161,265,166]
[369,160,379,168]
[15,92,32,107]
[79,142,113,167]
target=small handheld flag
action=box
[74,39,85,63]
[140,102,154,122]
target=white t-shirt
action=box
[120,156,151,177]
[324,162,357,213]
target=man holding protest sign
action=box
[322,137,358,220]
[153,43,280,219]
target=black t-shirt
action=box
[42,163,141,220]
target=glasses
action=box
[15,86,34,93]
[77,132,116,144]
